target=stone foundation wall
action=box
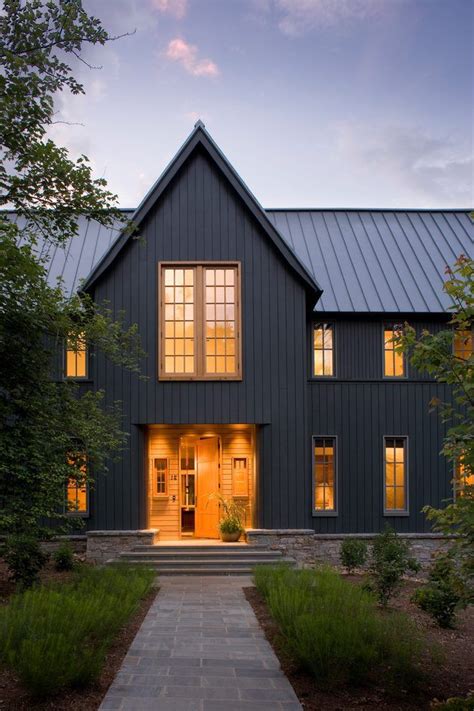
[86,529,159,564]
[40,536,87,556]
[245,529,451,570]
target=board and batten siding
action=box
[86,146,309,532]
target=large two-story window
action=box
[313,323,334,376]
[384,436,408,514]
[159,263,241,380]
[383,324,405,377]
[313,436,337,514]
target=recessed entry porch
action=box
[147,424,256,541]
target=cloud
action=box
[151,0,187,19]
[257,0,387,36]
[334,121,473,206]
[165,38,219,77]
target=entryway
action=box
[147,425,256,540]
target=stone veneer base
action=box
[245,529,451,569]
[86,529,159,564]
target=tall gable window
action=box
[313,323,334,376]
[65,334,88,379]
[383,324,405,378]
[313,436,337,514]
[159,264,241,380]
[384,437,408,514]
[454,329,472,360]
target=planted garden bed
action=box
[0,564,157,709]
[245,566,474,710]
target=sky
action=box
[51,0,473,209]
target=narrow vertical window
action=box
[313,437,336,514]
[313,323,334,376]
[383,324,405,377]
[65,333,87,378]
[153,458,168,496]
[67,453,88,515]
[384,437,408,513]
[160,263,240,379]
[454,456,474,497]
[453,329,473,361]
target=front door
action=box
[195,437,220,538]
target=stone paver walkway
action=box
[100,575,301,711]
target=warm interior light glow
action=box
[65,333,87,378]
[313,324,333,376]
[384,325,404,377]
[164,267,195,374]
[385,438,406,510]
[314,438,335,511]
[454,329,473,360]
[205,267,236,374]
[67,454,87,514]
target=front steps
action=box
[111,543,296,575]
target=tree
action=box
[0,1,143,575]
[394,255,473,594]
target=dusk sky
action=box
[52,0,473,209]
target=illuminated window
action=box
[453,330,472,360]
[313,323,334,376]
[384,437,408,513]
[66,453,88,515]
[383,324,405,377]
[65,333,88,378]
[160,264,240,379]
[455,456,474,497]
[153,458,168,496]
[313,437,336,514]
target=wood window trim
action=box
[312,435,338,517]
[152,457,169,499]
[312,322,336,378]
[383,435,409,516]
[382,323,407,379]
[158,262,242,381]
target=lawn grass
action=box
[0,564,156,699]
[254,564,427,692]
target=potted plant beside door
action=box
[212,495,246,542]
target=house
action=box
[41,122,473,564]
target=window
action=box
[159,264,241,379]
[232,457,249,498]
[66,453,88,515]
[313,323,334,376]
[65,333,88,379]
[384,437,408,514]
[313,437,337,514]
[383,324,405,377]
[454,456,474,497]
[153,458,168,497]
[453,329,473,360]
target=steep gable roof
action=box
[82,122,322,302]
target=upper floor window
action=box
[159,264,241,380]
[65,333,88,379]
[313,323,334,376]
[383,324,405,378]
[66,452,88,516]
[313,436,337,514]
[384,436,408,514]
[453,329,472,361]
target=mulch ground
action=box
[244,576,474,711]
[0,560,158,711]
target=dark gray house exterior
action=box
[35,123,473,559]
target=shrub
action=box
[413,553,466,628]
[368,527,420,606]
[4,534,49,589]
[340,539,368,573]
[432,696,474,710]
[0,565,155,698]
[53,542,75,572]
[254,564,424,690]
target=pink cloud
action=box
[151,0,188,19]
[165,38,219,77]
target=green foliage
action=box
[53,542,75,572]
[368,527,420,606]
[210,494,247,534]
[432,695,474,710]
[340,538,368,573]
[253,565,425,691]
[0,565,155,698]
[4,534,49,589]
[413,553,466,628]
[394,256,473,594]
